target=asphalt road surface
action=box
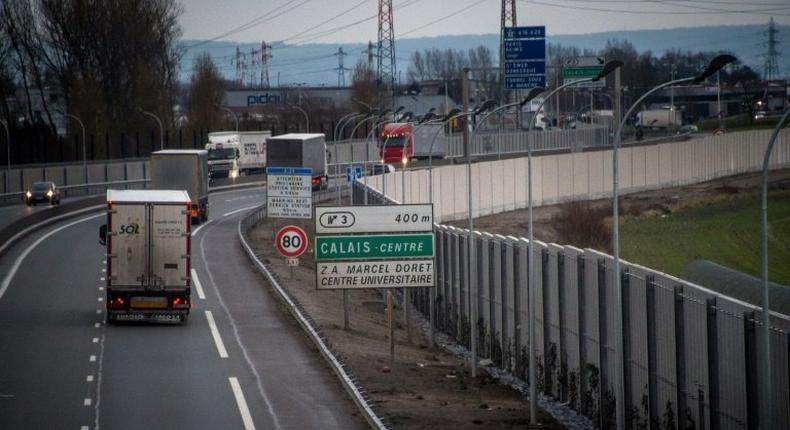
[0,186,365,429]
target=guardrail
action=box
[351,178,790,429]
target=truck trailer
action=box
[636,109,682,129]
[151,150,210,223]
[100,189,192,323]
[205,131,270,178]
[265,133,328,190]
[412,122,447,159]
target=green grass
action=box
[620,190,790,285]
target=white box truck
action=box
[266,133,328,190]
[100,189,192,323]
[151,150,209,223]
[205,131,270,178]
[636,109,682,129]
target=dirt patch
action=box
[249,218,563,429]
[447,169,790,252]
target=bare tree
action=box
[186,53,224,130]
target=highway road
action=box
[0,186,366,429]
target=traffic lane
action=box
[0,199,70,230]
[0,215,105,429]
[194,213,365,429]
[0,215,252,430]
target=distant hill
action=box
[179,24,789,85]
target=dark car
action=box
[25,181,61,206]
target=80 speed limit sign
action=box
[275,225,308,258]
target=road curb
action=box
[237,207,389,430]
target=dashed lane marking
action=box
[205,311,228,358]
[229,377,256,430]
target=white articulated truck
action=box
[100,189,192,323]
[205,131,270,178]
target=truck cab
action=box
[379,123,414,164]
[205,133,240,179]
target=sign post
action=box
[503,26,546,90]
[315,204,435,361]
[266,167,312,219]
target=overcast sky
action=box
[179,0,790,44]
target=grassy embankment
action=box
[620,190,790,285]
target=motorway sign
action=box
[346,165,363,183]
[503,25,546,90]
[275,225,308,258]
[315,234,434,261]
[266,166,312,219]
[314,204,435,290]
[315,205,433,234]
[317,260,434,290]
[562,56,605,88]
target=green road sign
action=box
[562,67,602,78]
[316,234,434,261]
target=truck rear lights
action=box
[107,296,126,309]
[171,296,190,309]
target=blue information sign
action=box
[346,165,363,183]
[503,26,546,90]
[266,167,313,176]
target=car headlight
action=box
[26,191,32,198]
[47,190,53,197]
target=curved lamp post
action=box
[217,105,239,132]
[140,109,164,150]
[1,119,9,193]
[611,54,733,429]
[288,104,309,132]
[759,108,790,424]
[523,58,624,426]
[64,113,88,183]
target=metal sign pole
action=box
[387,290,394,367]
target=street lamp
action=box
[288,104,309,132]
[759,108,790,425]
[140,109,164,150]
[0,119,9,193]
[64,113,88,184]
[611,54,733,430]
[216,105,239,132]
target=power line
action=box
[517,0,790,15]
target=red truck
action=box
[378,123,414,164]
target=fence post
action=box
[105,132,110,160]
[542,248,552,395]
[622,268,632,424]
[596,258,608,428]
[646,274,659,428]
[706,297,719,429]
[674,285,688,430]
[557,251,567,402]
[577,256,586,415]
[744,311,759,429]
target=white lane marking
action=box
[229,377,256,430]
[205,311,228,358]
[200,222,281,429]
[222,205,259,217]
[99,286,104,291]
[97,297,103,302]
[191,219,213,237]
[191,269,206,300]
[86,375,94,382]
[0,213,104,301]
[100,277,105,281]
[83,398,91,406]
[93,333,106,430]
[89,355,96,362]
[92,338,99,343]
[81,426,89,430]
[94,323,100,328]
[101,268,105,273]
[96,310,102,315]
